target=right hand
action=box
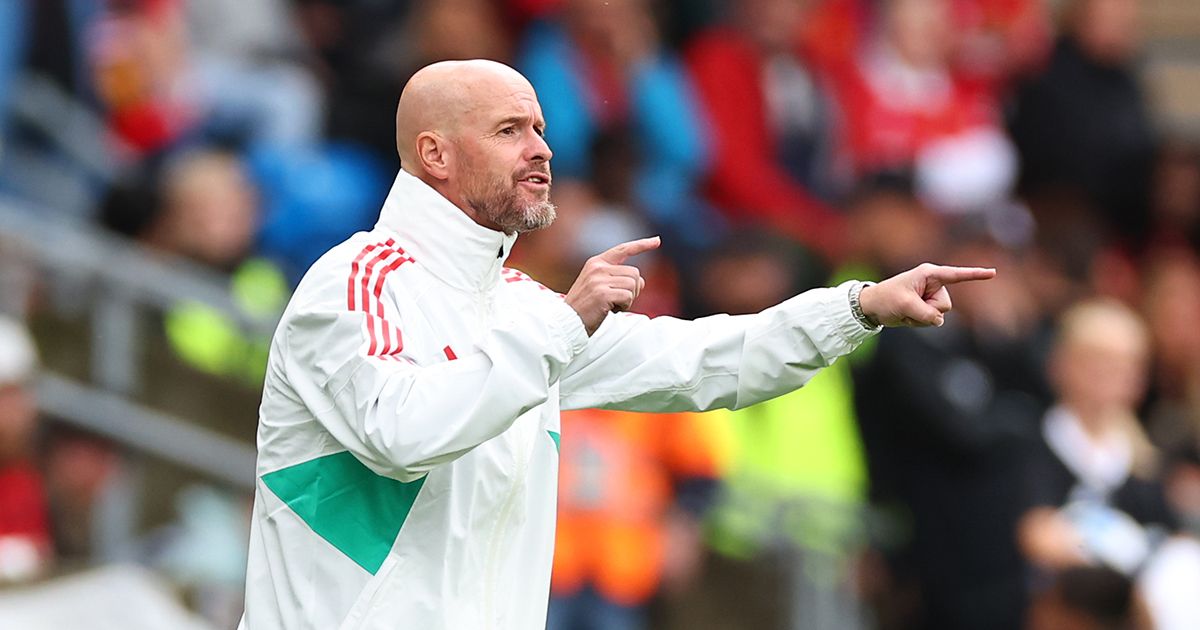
[565,236,660,336]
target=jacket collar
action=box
[376,169,518,292]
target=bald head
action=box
[395,60,536,169]
[393,59,555,234]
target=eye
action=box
[499,126,517,137]
[534,126,545,138]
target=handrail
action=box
[0,196,280,336]
[36,374,257,490]
[0,197,266,489]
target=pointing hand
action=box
[564,236,660,336]
[859,263,997,328]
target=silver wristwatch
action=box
[848,281,882,331]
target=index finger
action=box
[596,236,661,265]
[926,265,997,286]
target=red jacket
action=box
[0,461,51,547]
[685,29,845,258]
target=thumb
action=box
[596,236,661,265]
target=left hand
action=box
[860,263,997,328]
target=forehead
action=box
[463,75,544,125]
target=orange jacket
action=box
[552,408,725,605]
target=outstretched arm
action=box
[559,240,995,412]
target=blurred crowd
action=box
[3,0,1200,628]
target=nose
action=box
[528,131,552,163]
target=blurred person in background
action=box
[1019,299,1172,577]
[949,0,1054,91]
[135,149,289,384]
[794,0,1052,89]
[1138,251,1200,620]
[672,230,871,630]
[1142,251,1200,472]
[1008,0,1156,248]
[0,316,51,583]
[86,0,322,156]
[39,426,121,565]
[854,230,1045,630]
[550,407,723,630]
[684,0,847,260]
[518,0,720,257]
[297,0,511,167]
[1146,143,1200,252]
[826,0,1018,217]
[1018,299,1200,628]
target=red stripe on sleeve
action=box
[346,239,395,310]
[347,244,382,310]
[347,239,416,359]
[359,248,400,318]
[365,314,380,356]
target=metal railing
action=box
[0,196,270,490]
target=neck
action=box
[1061,400,1116,440]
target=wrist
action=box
[849,281,882,331]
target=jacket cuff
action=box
[546,299,590,359]
[829,280,882,346]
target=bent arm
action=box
[282,301,588,482]
[559,282,876,412]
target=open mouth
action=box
[519,174,551,186]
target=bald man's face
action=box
[450,77,555,234]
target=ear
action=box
[416,131,452,180]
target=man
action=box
[238,59,993,629]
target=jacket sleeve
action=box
[559,282,877,412]
[279,298,589,482]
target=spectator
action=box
[1018,298,1200,628]
[1142,251,1200,464]
[796,0,1052,88]
[854,232,1045,630]
[549,408,723,630]
[1008,0,1156,246]
[677,231,869,630]
[827,0,1018,216]
[950,0,1054,91]
[685,0,846,258]
[1019,299,1173,577]
[40,427,121,564]
[1140,252,1200,560]
[1147,143,1200,252]
[301,0,511,167]
[0,316,51,583]
[86,0,322,156]
[138,149,289,384]
[519,0,718,253]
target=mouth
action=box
[518,173,551,189]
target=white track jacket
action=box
[239,169,877,630]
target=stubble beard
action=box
[464,171,557,235]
